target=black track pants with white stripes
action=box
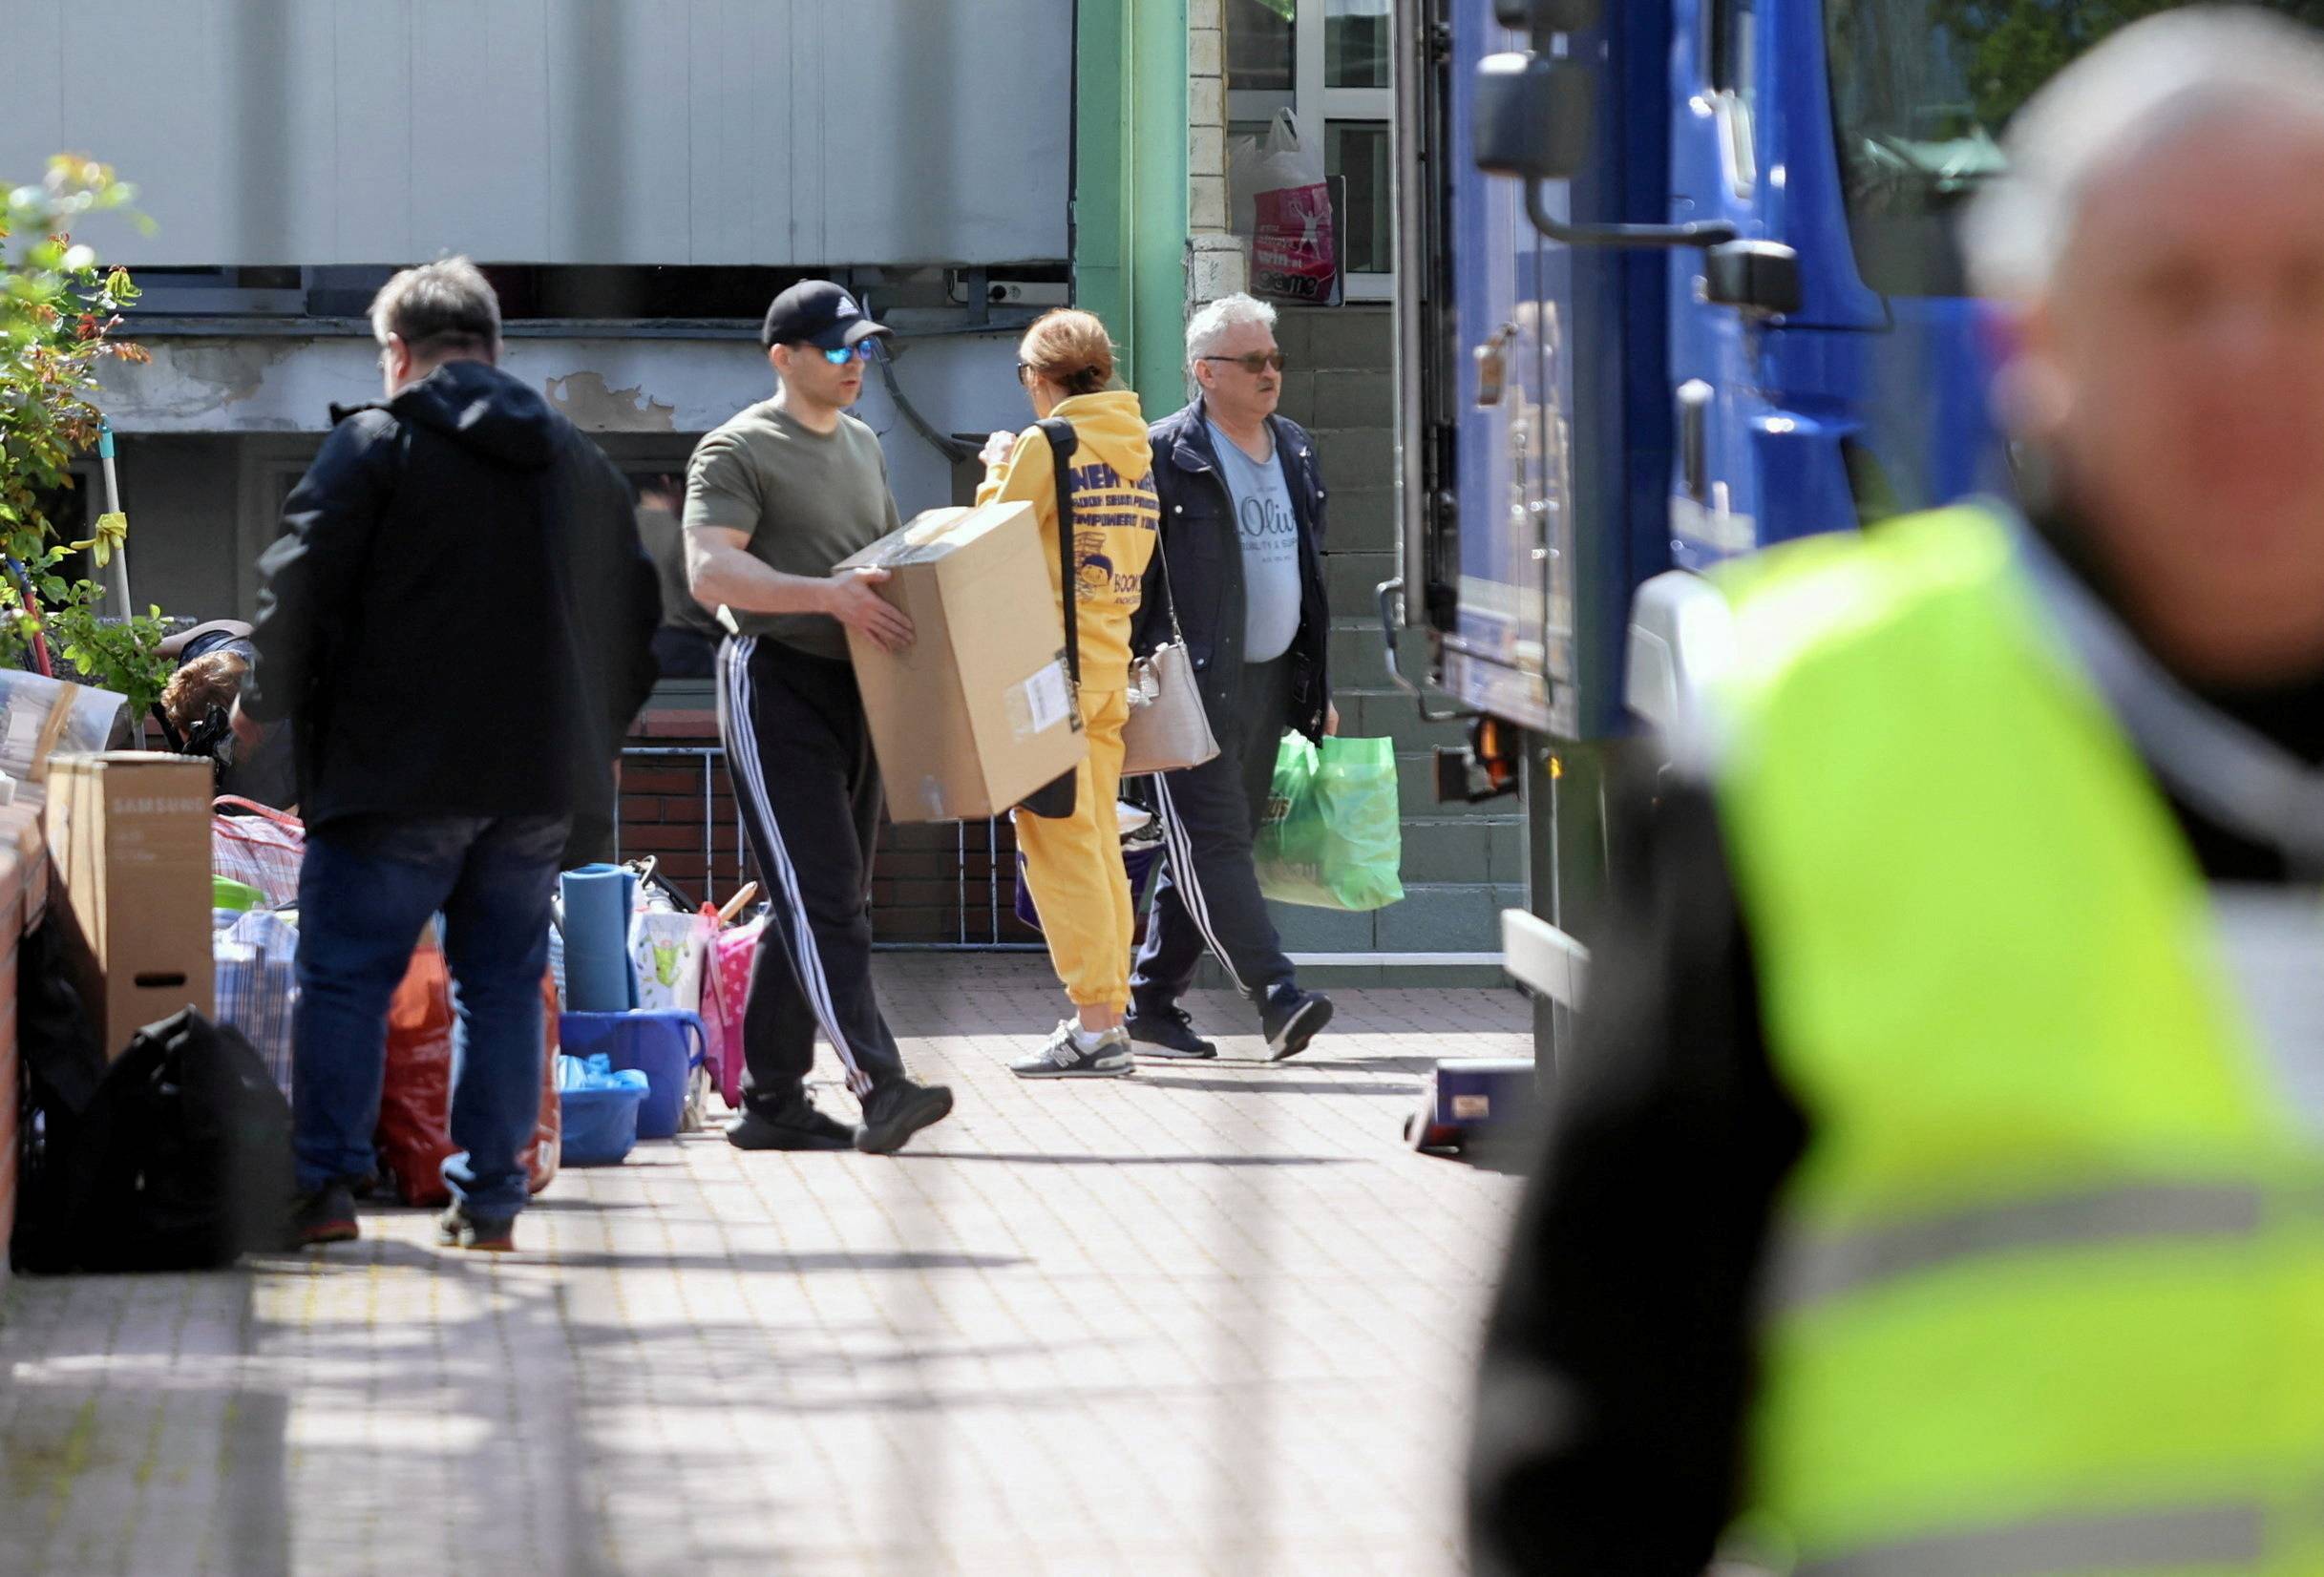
[716,636,906,1106]
[1130,654,1299,1010]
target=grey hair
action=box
[1185,291,1279,367]
[1964,6,2324,301]
[369,256,501,351]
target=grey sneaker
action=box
[1011,1020,1135,1079]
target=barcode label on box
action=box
[1016,659,1072,737]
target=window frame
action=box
[1227,0,1398,303]
[1707,0,1760,200]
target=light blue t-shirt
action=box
[1207,421,1302,662]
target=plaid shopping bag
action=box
[212,796,305,907]
[214,909,299,1097]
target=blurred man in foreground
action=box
[1470,11,2324,1573]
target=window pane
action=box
[1226,0,1296,93]
[1719,0,1759,188]
[1326,0,1391,89]
[1327,120,1393,275]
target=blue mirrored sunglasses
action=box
[819,341,880,366]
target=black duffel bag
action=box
[15,928,293,1272]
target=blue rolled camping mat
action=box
[560,864,639,1011]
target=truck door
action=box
[1662,0,1885,568]
[1665,0,1766,566]
[1389,0,1580,736]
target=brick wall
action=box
[620,710,1043,948]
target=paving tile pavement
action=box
[0,956,1531,1577]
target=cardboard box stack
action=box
[44,752,215,1058]
[837,500,1087,822]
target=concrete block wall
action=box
[1189,0,1231,239]
[1263,304,1526,960]
[620,707,1046,949]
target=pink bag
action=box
[212,795,305,906]
[703,915,765,1111]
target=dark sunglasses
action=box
[1200,351,1287,374]
[815,341,880,366]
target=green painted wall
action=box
[1073,0,1188,417]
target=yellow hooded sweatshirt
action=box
[975,389,1158,692]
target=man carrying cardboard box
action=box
[684,281,956,1157]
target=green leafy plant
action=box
[0,155,171,708]
[45,600,171,717]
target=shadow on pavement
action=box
[1131,1075,1422,1098]
[895,1150,1354,1167]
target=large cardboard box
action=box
[44,752,216,1057]
[837,500,1087,822]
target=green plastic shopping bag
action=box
[1253,735,1405,912]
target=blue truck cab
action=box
[1386,0,2256,1060]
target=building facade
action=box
[0,0,1513,965]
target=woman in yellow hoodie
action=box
[976,309,1158,1078]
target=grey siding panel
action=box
[6,5,65,179]
[4,0,1068,267]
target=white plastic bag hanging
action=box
[1229,110,1340,304]
[628,908,712,1014]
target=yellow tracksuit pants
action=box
[1013,688,1133,1012]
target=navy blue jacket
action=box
[248,360,660,863]
[1131,398,1332,742]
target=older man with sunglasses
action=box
[684,281,955,1157]
[1124,292,1337,1063]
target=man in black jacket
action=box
[1124,293,1335,1063]
[244,258,659,1252]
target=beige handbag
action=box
[1121,540,1220,777]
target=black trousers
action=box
[715,636,906,1108]
[1131,655,1299,1009]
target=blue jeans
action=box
[292,813,568,1216]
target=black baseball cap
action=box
[760,280,892,351]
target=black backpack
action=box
[14,931,293,1272]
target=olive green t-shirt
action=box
[682,402,903,660]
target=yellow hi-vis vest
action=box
[1710,507,2324,1575]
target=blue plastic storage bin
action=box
[556,1054,650,1167]
[560,1011,707,1140]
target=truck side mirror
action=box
[1702,241,1802,317]
[1473,53,1594,183]
[1493,0,1605,32]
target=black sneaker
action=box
[856,1079,956,1155]
[1011,1020,1136,1080]
[291,1181,359,1248]
[1261,984,1334,1062]
[727,1092,861,1152]
[436,1203,517,1252]
[1125,1004,1217,1061]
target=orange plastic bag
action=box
[374,935,561,1207]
